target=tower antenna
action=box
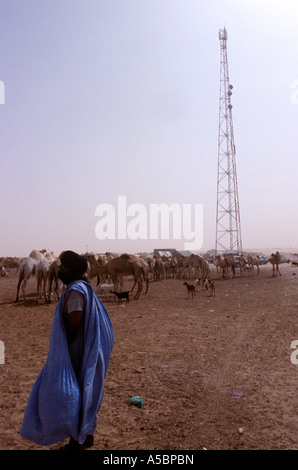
[215,28,242,254]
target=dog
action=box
[183,281,195,298]
[206,279,215,296]
[113,290,129,304]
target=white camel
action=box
[16,250,45,302]
[36,251,58,302]
[16,249,57,302]
[36,260,50,301]
[47,258,61,303]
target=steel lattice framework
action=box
[215,28,242,254]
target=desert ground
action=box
[0,261,297,451]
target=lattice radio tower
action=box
[215,28,242,254]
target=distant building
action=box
[153,248,193,259]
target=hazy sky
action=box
[1,0,298,257]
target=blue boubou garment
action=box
[20,280,114,446]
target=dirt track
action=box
[0,263,297,450]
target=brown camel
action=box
[153,258,165,281]
[247,255,260,275]
[181,254,210,282]
[85,253,148,300]
[212,255,226,278]
[213,254,235,279]
[84,253,109,285]
[268,251,281,277]
[170,257,178,278]
[126,255,150,295]
[239,254,248,275]
[224,254,236,278]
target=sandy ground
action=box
[0,262,297,451]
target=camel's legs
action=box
[22,278,28,301]
[16,277,23,302]
[134,279,143,300]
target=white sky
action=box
[1,0,298,257]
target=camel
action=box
[163,259,171,279]
[145,257,155,280]
[213,254,235,279]
[224,254,236,278]
[176,257,185,279]
[268,251,282,277]
[85,253,148,300]
[211,255,221,276]
[42,250,56,264]
[112,254,149,300]
[212,255,223,278]
[169,257,178,278]
[83,252,109,285]
[180,254,210,282]
[84,253,109,284]
[239,254,248,275]
[16,258,36,301]
[247,255,260,275]
[213,255,227,278]
[199,257,210,282]
[16,249,59,302]
[154,258,165,281]
[162,257,178,279]
[36,251,59,303]
[47,258,61,303]
[15,250,45,302]
[36,260,51,302]
[130,256,149,294]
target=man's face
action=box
[58,263,74,285]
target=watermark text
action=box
[95,196,203,250]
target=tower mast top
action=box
[219,28,227,41]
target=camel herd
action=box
[15,249,61,303]
[8,249,284,305]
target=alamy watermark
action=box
[95,196,203,250]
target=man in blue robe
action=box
[20,250,114,450]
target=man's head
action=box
[58,250,88,285]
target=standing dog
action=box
[113,290,129,304]
[183,282,195,299]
